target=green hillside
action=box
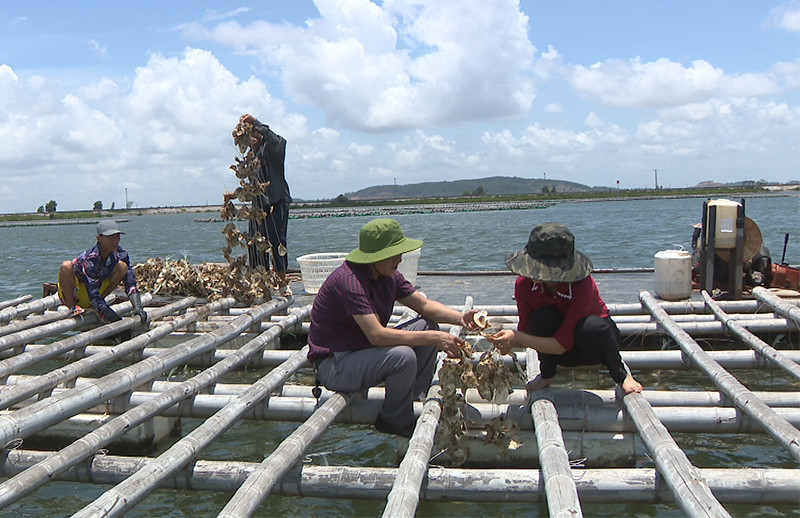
[345,176,590,200]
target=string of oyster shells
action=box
[135,118,290,304]
[435,310,522,466]
[134,258,299,302]
[218,118,283,302]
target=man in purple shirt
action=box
[57,220,147,324]
[308,218,479,438]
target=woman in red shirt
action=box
[488,223,643,394]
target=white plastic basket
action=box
[398,247,422,286]
[297,253,348,294]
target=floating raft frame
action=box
[0,276,798,517]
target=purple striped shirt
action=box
[307,261,415,361]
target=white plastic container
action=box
[397,248,422,286]
[706,199,741,249]
[654,250,692,300]
[296,253,348,294]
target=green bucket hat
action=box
[505,223,592,282]
[346,218,423,264]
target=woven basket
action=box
[297,253,348,294]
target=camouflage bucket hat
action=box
[505,223,592,282]
[346,218,423,264]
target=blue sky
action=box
[0,0,798,212]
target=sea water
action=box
[2,194,798,301]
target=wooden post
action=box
[381,296,471,518]
[726,201,745,299]
[217,391,356,517]
[35,338,800,372]
[61,319,310,517]
[0,307,70,338]
[640,291,800,462]
[0,296,200,411]
[752,286,800,328]
[0,293,146,353]
[0,294,60,325]
[3,450,799,504]
[702,291,800,382]
[0,298,291,461]
[530,393,583,517]
[701,200,715,293]
[526,346,583,516]
[0,295,33,312]
[0,301,305,510]
[0,299,154,387]
[622,392,731,517]
[84,391,800,433]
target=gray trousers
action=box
[315,316,439,426]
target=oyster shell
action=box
[473,310,489,329]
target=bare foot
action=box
[525,375,554,392]
[621,375,643,394]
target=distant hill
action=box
[345,176,591,200]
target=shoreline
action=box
[1,189,796,224]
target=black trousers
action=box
[529,305,628,384]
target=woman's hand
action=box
[486,329,516,355]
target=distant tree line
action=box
[35,200,116,214]
[36,200,57,214]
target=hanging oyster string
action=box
[435,310,523,466]
[135,118,290,303]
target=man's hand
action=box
[433,331,467,358]
[460,309,481,331]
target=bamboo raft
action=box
[0,279,798,517]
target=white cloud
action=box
[567,58,786,108]
[544,103,563,114]
[768,0,800,31]
[0,49,312,211]
[197,0,537,130]
[0,1,797,213]
[88,39,109,58]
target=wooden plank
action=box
[3,450,799,504]
[0,295,124,352]
[702,291,800,381]
[217,391,355,517]
[0,299,296,510]
[0,302,302,508]
[752,286,800,327]
[70,320,310,517]
[623,392,731,518]
[0,294,60,324]
[381,295,472,518]
[0,297,198,410]
[530,394,583,517]
[641,290,800,462]
[0,295,33,312]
